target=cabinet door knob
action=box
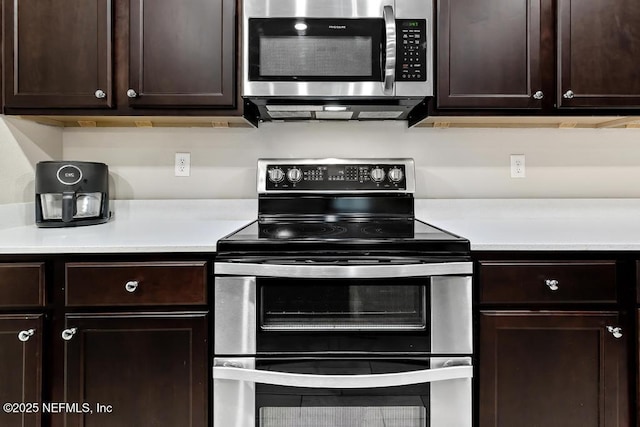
[18,329,35,342]
[61,328,78,341]
[125,280,139,293]
[95,89,106,99]
[533,90,544,100]
[544,279,559,291]
[127,89,138,98]
[563,90,575,99]
[606,326,623,339]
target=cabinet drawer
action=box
[0,263,45,307]
[478,261,617,304]
[635,261,640,304]
[65,261,207,307]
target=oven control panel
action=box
[262,161,411,191]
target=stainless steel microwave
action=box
[242,0,434,124]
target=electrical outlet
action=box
[510,154,525,178]
[175,152,191,177]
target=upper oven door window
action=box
[248,18,384,81]
[214,260,473,355]
[260,278,426,331]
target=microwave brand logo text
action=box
[328,25,347,29]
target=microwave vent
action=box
[316,111,355,120]
[267,105,323,112]
[358,111,404,119]
[267,111,313,119]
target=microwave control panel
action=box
[396,19,427,81]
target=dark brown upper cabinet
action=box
[437,0,543,109]
[3,0,237,114]
[3,0,113,109]
[126,0,235,108]
[557,0,640,108]
[437,0,640,111]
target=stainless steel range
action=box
[213,158,473,427]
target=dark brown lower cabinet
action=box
[0,315,43,427]
[479,311,629,427]
[636,263,640,426]
[60,312,208,427]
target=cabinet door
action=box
[61,312,208,427]
[0,315,43,427]
[3,0,113,109]
[128,0,235,108]
[437,0,543,108]
[638,310,640,424]
[479,311,629,427]
[557,0,640,108]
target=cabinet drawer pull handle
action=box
[61,328,78,341]
[533,90,544,100]
[125,280,139,293]
[563,90,575,99]
[127,89,138,98]
[606,326,623,339]
[544,279,559,291]
[94,89,106,99]
[18,329,35,342]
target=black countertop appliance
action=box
[35,161,111,228]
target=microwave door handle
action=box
[214,261,472,278]
[383,5,396,95]
[214,364,472,389]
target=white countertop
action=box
[0,200,256,254]
[416,199,640,251]
[1,198,640,254]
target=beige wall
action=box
[0,117,63,204]
[64,121,640,199]
[2,117,640,203]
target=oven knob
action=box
[388,167,404,183]
[287,167,303,183]
[268,167,285,183]
[370,167,385,182]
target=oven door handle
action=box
[382,5,396,95]
[213,362,472,389]
[214,261,472,278]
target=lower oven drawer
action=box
[213,357,472,427]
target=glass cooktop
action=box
[258,221,418,239]
[217,219,470,255]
